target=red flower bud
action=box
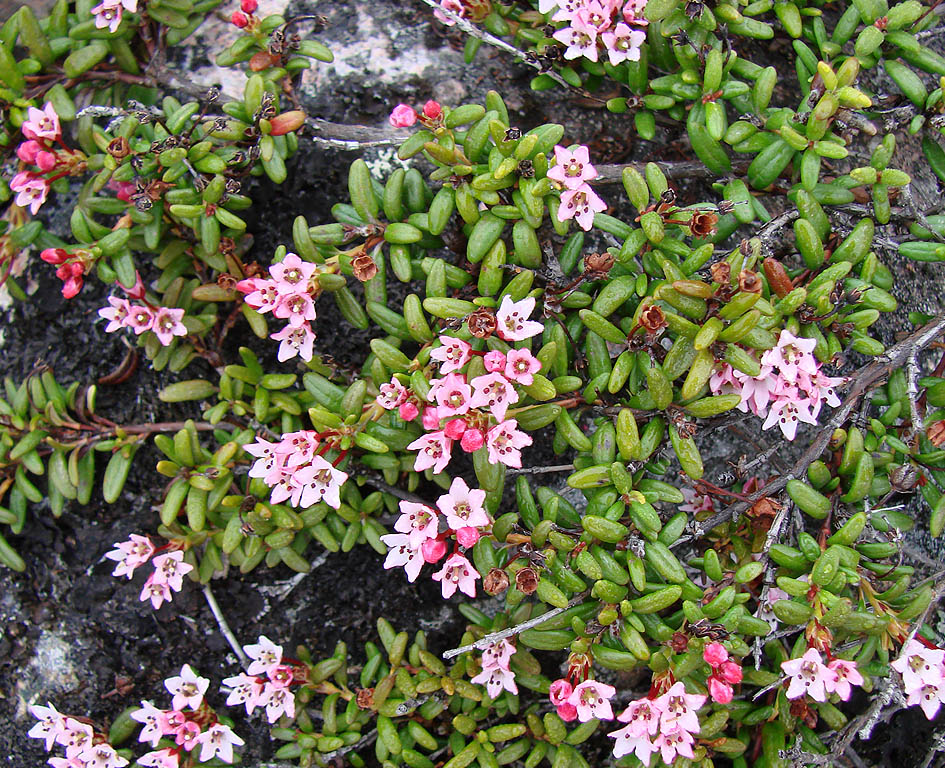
[61,276,83,299]
[231,10,249,27]
[41,248,68,265]
[460,428,484,452]
[240,0,257,12]
[719,660,743,684]
[422,100,442,119]
[444,418,467,440]
[421,538,447,563]
[455,526,480,547]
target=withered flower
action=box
[467,306,497,338]
[738,270,762,293]
[351,250,378,282]
[670,632,689,653]
[107,137,131,160]
[483,568,510,596]
[515,567,538,595]
[584,251,615,277]
[355,688,375,710]
[640,304,667,334]
[709,261,731,285]
[888,464,918,493]
[929,420,945,447]
[689,210,718,238]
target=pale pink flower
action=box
[22,103,60,141]
[495,295,544,341]
[377,378,407,409]
[268,665,294,688]
[553,20,599,61]
[389,104,417,127]
[11,173,48,214]
[270,322,315,362]
[407,430,453,474]
[127,305,155,335]
[92,0,122,32]
[79,742,128,768]
[709,363,741,400]
[601,22,646,64]
[577,0,615,31]
[151,551,193,592]
[469,372,519,421]
[486,419,533,468]
[223,672,265,715]
[680,486,715,514]
[380,533,425,582]
[174,719,201,749]
[394,500,440,548]
[558,184,607,231]
[266,468,301,505]
[826,659,863,701]
[891,640,945,694]
[568,680,616,722]
[481,639,516,670]
[781,648,837,702]
[152,307,187,346]
[547,145,599,190]
[56,718,94,757]
[105,534,155,578]
[194,723,244,763]
[654,728,696,764]
[549,679,573,707]
[261,684,296,723]
[907,678,945,719]
[292,456,347,509]
[798,368,844,419]
[623,0,648,23]
[471,665,517,698]
[273,292,317,327]
[504,348,541,385]
[238,279,281,313]
[280,430,319,466]
[432,0,465,25]
[165,664,210,711]
[762,392,818,440]
[436,476,490,530]
[98,296,132,333]
[609,726,658,765]
[140,575,173,609]
[245,438,285,479]
[734,366,777,416]
[430,336,472,373]
[484,350,506,372]
[269,253,316,290]
[137,749,179,768]
[244,635,283,676]
[49,757,87,768]
[431,553,480,598]
[432,372,473,418]
[615,697,661,738]
[761,330,818,384]
[27,702,66,751]
[657,682,705,734]
[131,701,168,748]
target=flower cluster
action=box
[231,0,258,28]
[131,665,244,765]
[380,477,492,598]
[702,642,743,704]
[549,145,607,231]
[540,0,647,66]
[388,100,443,128]
[91,0,137,33]
[891,639,945,719]
[29,702,128,768]
[379,296,544,474]
[222,636,299,723]
[40,247,93,299]
[549,679,616,722]
[105,536,194,610]
[780,648,863,703]
[710,329,845,440]
[244,430,348,510]
[236,253,319,362]
[608,682,706,766]
[98,296,188,346]
[470,639,518,699]
[12,103,84,216]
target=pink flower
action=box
[826,659,863,701]
[377,378,407,409]
[432,372,473,417]
[556,702,578,721]
[422,406,440,430]
[394,500,440,548]
[56,717,94,757]
[761,329,818,384]
[703,642,728,668]
[260,684,295,723]
[907,678,945,719]
[407,430,453,474]
[601,22,646,64]
[274,292,317,327]
[151,551,193,592]
[194,723,245,763]
[17,140,41,163]
[231,9,248,26]
[105,534,155,578]
[292,456,347,509]
[431,553,480,598]
[244,635,283,676]
[270,252,316,289]
[623,0,648,23]
[549,679,573,707]
[241,0,257,11]
[469,372,519,421]
[238,278,280,313]
[892,640,945,694]
[609,726,658,765]
[504,348,541,385]
[138,749,179,768]
[400,401,420,421]
[577,0,614,31]
[36,150,57,172]
[654,729,696,764]
[245,437,285,479]
[223,672,265,715]
[444,418,468,440]
[173,719,200,749]
[433,0,465,25]
[80,742,129,768]
[708,677,733,704]
[389,104,417,127]
[165,664,210,710]
[486,420,533,468]
[27,702,67,751]
[11,173,48,214]
[152,307,187,346]
[734,365,777,416]
[557,184,607,231]
[127,305,155,335]
[495,295,544,341]
[762,392,818,440]
[481,639,516,671]
[547,145,599,190]
[140,575,173,609]
[270,322,316,362]
[22,103,60,141]
[553,20,599,61]
[436,476,490,530]
[657,682,705,734]
[380,533,425,582]
[430,335,472,373]
[130,701,166,748]
[92,0,123,32]
[40,247,69,265]
[421,537,447,562]
[567,680,616,722]
[471,665,518,698]
[680,486,715,514]
[615,697,662,738]
[483,350,506,372]
[781,648,837,702]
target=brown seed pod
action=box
[689,210,719,238]
[709,261,731,285]
[483,568,510,596]
[738,270,762,293]
[351,250,378,282]
[515,567,538,595]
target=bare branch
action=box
[203,584,249,669]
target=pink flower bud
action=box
[483,350,506,372]
[35,151,57,172]
[399,401,419,421]
[556,702,578,722]
[421,537,447,563]
[389,104,417,128]
[444,418,467,439]
[549,678,573,706]
[708,677,733,704]
[119,270,146,300]
[422,407,440,430]
[455,526,480,547]
[460,428,484,452]
[61,275,83,299]
[231,10,248,27]
[16,140,40,164]
[703,642,729,668]
[41,247,68,265]
[240,0,257,12]
[422,100,442,119]
[719,660,743,684]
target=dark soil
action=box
[3,1,945,766]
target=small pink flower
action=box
[22,103,60,141]
[431,553,480,598]
[657,682,705,734]
[80,742,129,768]
[194,723,244,764]
[486,419,533,468]
[547,145,599,190]
[421,537,447,563]
[244,635,283,676]
[126,305,155,335]
[430,335,472,373]
[138,749,178,768]
[708,677,733,704]
[549,679,573,706]
[907,678,945,719]
[92,0,123,32]
[389,104,417,128]
[222,672,265,715]
[104,533,155,578]
[241,0,257,11]
[471,665,517,698]
[433,0,465,26]
[130,701,167,748]
[165,664,210,711]
[270,252,316,289]
[399,401,420,421]
[762,392,818,441]
[294,456,348,509]
[27,702,66,751]
[231,9,248,26]
[761,329,818,384]
[36,151,57,172]
[270,322,316,362]
[140,575,173,609]
[152,307,187,346]
[556,702,578,722]
[151,551,193,592]
[504,348,541,385]
[56,718,93,757]
[380,533,425,582]
[422,407,440,430]
[238,278,280,313]
[407,430,453,474]
[567,680,616,722]
[600,22,646,65]
[483,350,506,372]
[174,720,200,749]
[455,526,480,547]
[495,295,544,341]
[703,642,728,668]
[781,648,837,702]
[654,729,696,764]
[481,639,516,671]
[469,372,519,421]
[553,20,599,61]
[394,500,440,548]
[614,697,661,738]
[826,659,863,701]
[273,292,317,327]
[432,372,473,417]
[261,684,296,723]
[436,476,490,530]
[557,184,607,231]
[379,377,409,411]
[892,639,945,694]
[11,173,48,214]
[609,725,658,764]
